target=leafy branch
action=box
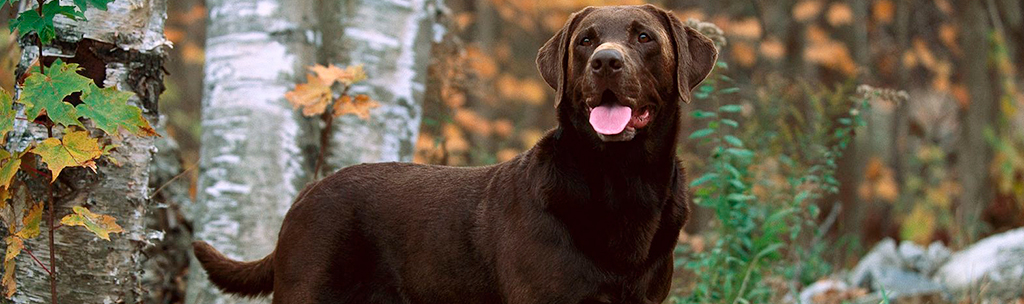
[0,0,158,302]
[285,64,379,178]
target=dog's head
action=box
[537,5,718,143]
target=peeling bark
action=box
[6,0,169,303]
[185,0,318,303]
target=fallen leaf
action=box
[59,206,123,241]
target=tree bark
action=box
[184,0,318,303]
[320,0,440,169]
[955,0,996,245]
[6,0,168,302]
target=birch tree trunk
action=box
[187,0,441,302]
[185,0,317,303]
[321,0,441,169]
[7,0,168,302]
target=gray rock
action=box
[798,279,851,304]
[851,239,904,288]
[935,227,1024,300]
[921,241,951,276]
[897,240,952,277]
[873,268,950,302]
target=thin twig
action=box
[148,164,196,199]
[45,123,57,304]
[22,247,52,277]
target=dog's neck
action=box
[527,101,684,269]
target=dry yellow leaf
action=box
[60,206,124,241]
[310,64,367,87]
[285,74,332,117]
[333,94,379,119]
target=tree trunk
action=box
[320,0,440,169]
[6,0,168,302]
[185,0,318,303]
[955,0,996,245]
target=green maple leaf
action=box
[20,59,92,127]
[73,0,112,12]
[60,206,123,241]
[0,0,17,10]
[0,89,14,141]
[77,86,157,138]
[29,129,104,181]
[9,1,83,44]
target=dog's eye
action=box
[638,33,652,43]
[580,37,592,47]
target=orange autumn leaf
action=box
[792,0,823,22]
[731,41,757,67]
[310,64,367,86]
[873,0,894,24]
[759,37,786,60]
[728,18,762,39]
[333,94,380,119]
[826,3,853,26]
[285,74,332,117]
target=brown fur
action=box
[193,4,717,304]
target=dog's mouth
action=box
[586,90,651,142]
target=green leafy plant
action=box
[671,61,886,303]
[0,0,158,302]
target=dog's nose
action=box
[590,49,623,76]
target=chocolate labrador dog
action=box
[193,4,717,304]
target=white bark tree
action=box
[187,0,443,302]
[321,0,442,169]
[6,0,169,302]
[185,0,318,303]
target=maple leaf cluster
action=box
[285,64,380,119]
[0,59,142,297]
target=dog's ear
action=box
[653,6,718,103]
[537,7,592,108]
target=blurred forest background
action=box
[2,0,1021,303]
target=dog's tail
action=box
[192,240,274,297]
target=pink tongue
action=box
[589,103,632,135]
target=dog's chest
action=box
[548,176,674,269]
